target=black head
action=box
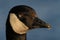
[6,5,51,34]
[9,5,51,29]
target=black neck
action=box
[6,32,27,40]
[19,34,26,40]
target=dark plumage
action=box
[6,5,51,40]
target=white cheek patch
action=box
[10,13,29,34]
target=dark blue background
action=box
[0,0,60,40]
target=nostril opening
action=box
[35,18,46,24]
[38,21,46,24]
[39,21,43,24]
[35,20,42,24]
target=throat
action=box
[20,34,26,40]
[11,34,27,40]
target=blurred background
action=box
[0,0,60,40]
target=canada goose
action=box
[6,5,51,40]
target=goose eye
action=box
[19,15,22,17]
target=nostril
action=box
[39,21,43,24]
[35,18,46,24]
[35,19,42,24]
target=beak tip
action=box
[48,25,51,30]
